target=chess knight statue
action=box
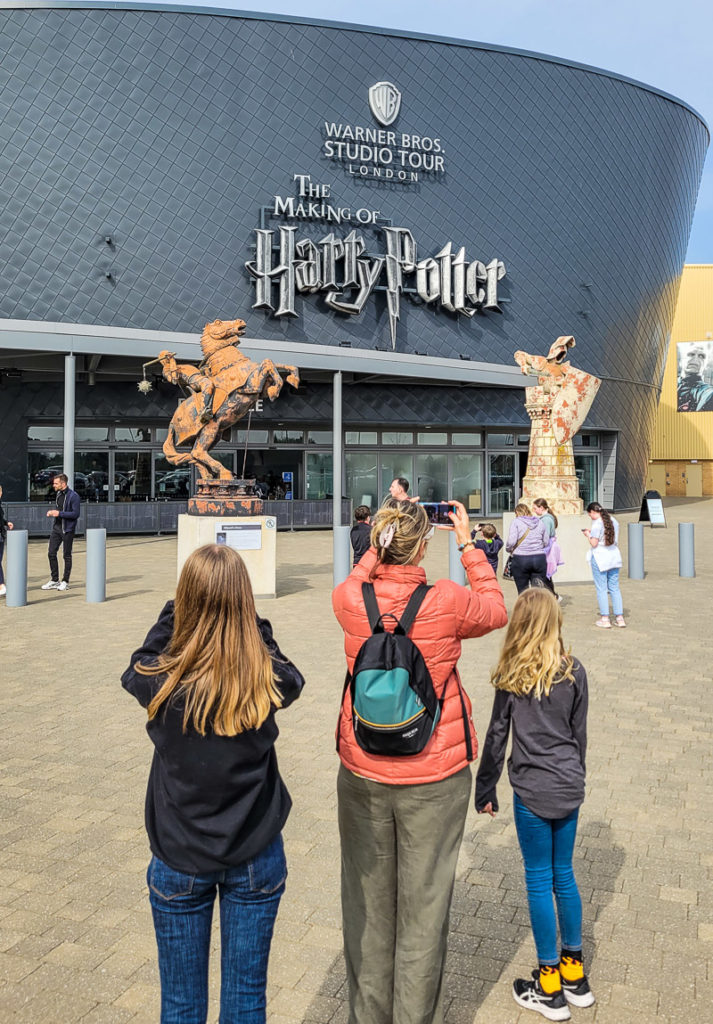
[514,336,601,514]
[142,318,299,511]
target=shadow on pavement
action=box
[300,818,625,1023]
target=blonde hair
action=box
[514,502,531,517]
[370,499,431,577]
[490,589,575,699]
[137,544,282,735]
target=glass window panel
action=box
[487,433,514,446]
[345,431,378,445]
[306,453,333,499]
[417,432,447,445]
[382,432,413,445]
[574,454,598,506]
[75,426,109,442]
[451,454,483,513]
[28,451,63,501]
[233,429,269,445]
[273,429,304,444]
[517,434,530,446]
[211,450,235,475]
[307,430,333,445]
[114,451,152,501]
[573,432,599,448]
[488,453,515,513]
[451,432,482,446]
[114,426,153,443]
[155,428,168,442]
[415,453,448,503]
[346,452,378,510]
[380,455,414,503]
[74,451,110,502]
[154,453,190,499]
[27,425,63,442]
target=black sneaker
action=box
[560,972,595,1008]
[512,971,571,1021]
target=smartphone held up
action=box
[419,501,458,526]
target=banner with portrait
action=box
[677,341,713,412]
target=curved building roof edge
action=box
[2,0,709,136]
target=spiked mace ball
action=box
[137,378,153,394]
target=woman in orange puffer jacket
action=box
[332,498,507,1024]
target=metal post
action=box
[86,528,107,602]
[627,522,644,580]
[448,531,466,585]
[678,522,695,578]
[333,370,351,586]
[64,353,76,487]
[6,530,28,607]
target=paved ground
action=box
[0,498,711,1023]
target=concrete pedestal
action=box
[177,514,277,598]
[502,512,592,582]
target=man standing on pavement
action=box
[41,474,81,592]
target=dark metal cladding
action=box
[0,5,708,507]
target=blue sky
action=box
[118,0,712,261]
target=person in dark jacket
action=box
[41,473,80,592]
[349,504,372,565]
[471,522,504,575]
[121,544,305,1024]
[0,483,14,597]
[475,589,593,1021]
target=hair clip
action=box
[379,524,396,548]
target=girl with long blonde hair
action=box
[122,543,304,1024]
[475,589,593,1021]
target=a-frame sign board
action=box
[639,490,666,527]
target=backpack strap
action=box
[361,582,385,634]
[455,678,475,762]
[395,583,432,635]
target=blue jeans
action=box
[147,834,286,1024]
[590,558,623,616]
[513,794,582,965]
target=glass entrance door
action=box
[488,453,516,514]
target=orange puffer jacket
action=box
[332,547,508,785]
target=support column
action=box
[64,354,76,487]
[332,370,350,587]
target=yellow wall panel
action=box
[651,265,713,460]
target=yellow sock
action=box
[539,965,562,994]
[560,953,584,982]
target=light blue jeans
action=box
[590,558,623,616]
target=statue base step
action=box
[188,478,264,517]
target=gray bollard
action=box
[448,531,466,585]
[627,522,644,580]
[333,524,352,588]
[678,522,695,578]
[86,528,107,603]
[6,529,28,607]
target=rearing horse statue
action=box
[158,318,300,480]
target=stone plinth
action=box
[521,386,583,515]
[187,478,263,517]
[177,513,277,598]
[502,512,592,582]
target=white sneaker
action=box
[57,581,69,592]
[0,584,6,596]
[41,580,60,590]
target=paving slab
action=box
[0,498,711,1022]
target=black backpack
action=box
[337,582,473,760]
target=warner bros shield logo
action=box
[369,82,401,127]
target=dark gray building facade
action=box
[0,1,708,513]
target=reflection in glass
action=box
[382,432,413,446]
[415,453,448,503]
[306,453,333,498]
[345,452,378,510]
[115,426,153,443]
[346,431,378,445]
[28,451,63,501]
[75,426,110,442]
[489,453,515,513]
[487,433,514,446]
[308,431,333,445]
[74,451,110,502]
[574,454,598,506]
[417,432,447,446]
[115,452,152,501]
[155,453,190,499]
[234,429,269,445]
[27,425,64,442]
[274,429,304,444]
[451,454,483,513]
[452,432,482,446]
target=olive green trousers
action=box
[337,763,472,1024]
